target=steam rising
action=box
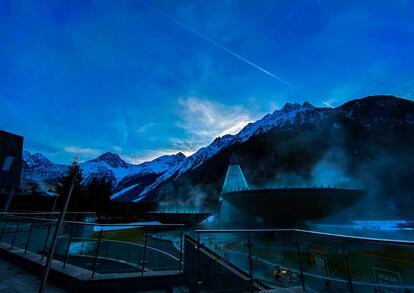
[260,148,363,189]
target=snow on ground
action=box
[92,221,161,232]
[111,183,140,199]
[309,220,414,240]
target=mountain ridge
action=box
[23,95,414,206]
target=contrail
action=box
[321,100,334,108]
[147,6,293,87]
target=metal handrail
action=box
[59,236,180,262]
[186,236,268,291]
[0,211,96,215]
[2,215,184,228]
[195,229,414,292]
[194,228,414,245]
[209,239,414,290]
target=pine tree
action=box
[97,178,112,216]
[85,177,112,216]
[55,155,84,211]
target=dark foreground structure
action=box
[0,130,24,212]
[1,212,414,292]
[0,130,23,191]
[218,155,366,227]
[222,187,365,226]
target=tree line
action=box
[55,156,112,215]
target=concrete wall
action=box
[0,130,23,189]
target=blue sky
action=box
[1,0,413,163]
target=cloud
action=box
[64,146,102,159]
[119,96,260,164]
[112,145,123,152]
[386,77,414,99]
[177,96,257,140]
[122,137,201,164]
[321,99,335,108]
[106,114,129,145]
[323,84,362,108]
[170,137,201,155]
[136,122,156,133]
[123,148,189,164]
[24,140,61,155]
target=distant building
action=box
[221,154,250,193]
[0,130,24,211]
[215,154,262,227]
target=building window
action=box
[2,156,15,172]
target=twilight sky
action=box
[1,0,414,164]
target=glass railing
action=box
[0,213,184,278]
[2,212,414,292]
[194,229,414,292]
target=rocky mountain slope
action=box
[153,95,414,217]
[23,95,414,216]
[23,150,187,191]
[23,152,67,181]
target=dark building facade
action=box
[0,130,23,189]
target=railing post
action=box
[25,223,34,254]
[127,244,132,264]
[196,233,202,290]
[3,188,15,214]
[0,218,8,240]
[116,240,120,259]
[247,235,254,293]
[80,239,85,255]
[10,221,20,249]
[39,165,78,293]
[40,224,52,260]
[294,236,305,291]
[178,227,184,273]
[91,228,103,278]
[51,196,58,217]
[63,224,74,268]
[140,229,148,276]
[341,241,354,293]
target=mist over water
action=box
[158,184,213,213]
[256,148,363,189]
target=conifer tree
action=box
[55,155,84,211]
[85,177,112,215]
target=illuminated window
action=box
[2,156,15,171]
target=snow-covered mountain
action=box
[23,151,67,181]
[23,151,187,190]
[24,100,323,200]
[112,100,329,201]
[24,95,414,203]
[112,95,414,202]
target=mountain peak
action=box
[339,95,405,109]
[23,151,51,167]
[280,102,302,112]
[94,152,129,168]
[339,95,414,113]
[151,152,187,164]
[280,101,315,112]
[302,101,315,109]
[175,152,186,159]
[22,95,414,202]
[98,151,119,159]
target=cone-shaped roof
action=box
[221,154,249,193]
[229,153,239,165]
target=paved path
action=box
[0,257,66,293]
